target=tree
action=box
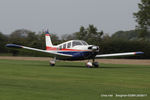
[112,30,139,40]
[0,32,8,53]
[8,29,37,56]
[134,0,150,38]
[50,34,61,45]
[73,25,103,45]
[9,29,37,45]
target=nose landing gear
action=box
[86,60,99,68]
[92,62,99,68]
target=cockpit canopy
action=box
[72,40,88,47]
[58,40,88,49]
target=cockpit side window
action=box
[67,42,71,48]
[72,41,82,47]
[63,44,66,49]
[59,45,62,50]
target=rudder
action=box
[45,31,53,50]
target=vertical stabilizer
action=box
[45,31,53,50]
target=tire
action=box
[92,62,99,68]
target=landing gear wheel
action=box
[86,62,93,68]
[92,62,99,68]
[49,60,55,66]
[49,57,56,67]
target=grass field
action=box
[0,59,149,100]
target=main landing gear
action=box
[49,57,56,66]
[86,59,99,68]
[49,57,99,68]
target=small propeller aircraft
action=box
[6,31,144,68]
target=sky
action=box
[0,0,141,35]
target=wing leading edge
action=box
[96,52,144,58]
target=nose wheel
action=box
[86,60,99,68]
[92,62,99,68]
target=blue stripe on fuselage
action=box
[58,51,92,58]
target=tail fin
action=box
[45,31,53,50]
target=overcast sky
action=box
[0,0,140,35]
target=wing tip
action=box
[5,44,23,48]
[135,52,144,55]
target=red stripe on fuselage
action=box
[46,47,57,50]
[45,34,50,36]
[46,46,89,51]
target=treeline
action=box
[0,29,61,57]
[0,25,150,59]
[0,0,149,59]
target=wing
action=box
[96,52,144,58]
[6,44,72,59]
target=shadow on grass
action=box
[57,64,150,69]
[57,64,86,68]
[100,66,150,69]
[30,61,150,69]
[31,63,85,68]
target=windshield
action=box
[81,41,88,45]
